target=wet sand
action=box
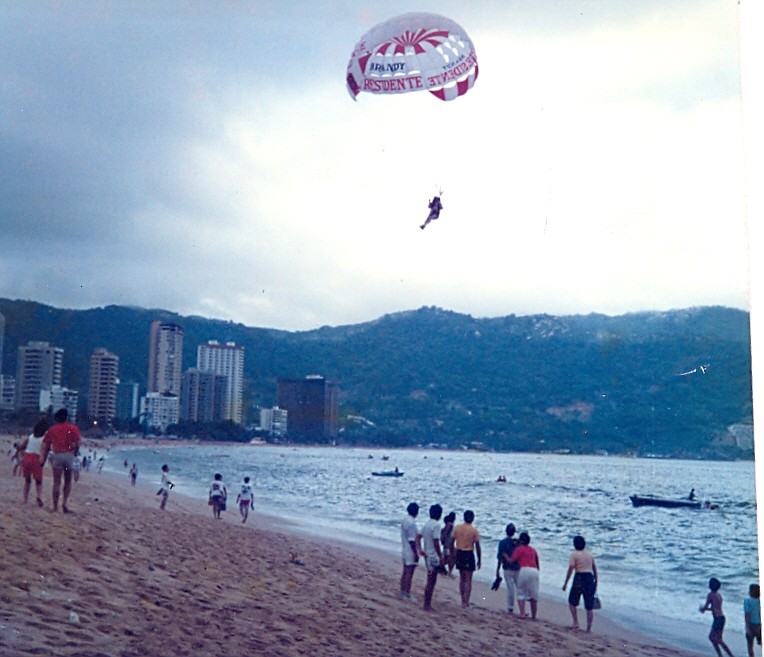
[1,435,707,657]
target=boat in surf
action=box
[629,494,702,509]
[371,470,403,477]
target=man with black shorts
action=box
[452,510,481,608]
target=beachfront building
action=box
[115,381,140,421]
[0,375,15,412]
[14,341,64,413]
[140,392,179,433]
[196,340,244,424]
[40,385,79,422]
[0,310,5,374]
[180,367,227,423]
[147,320,184,395]
[260,406,288,438]
[276,375,338,442]
[87,348,119,426]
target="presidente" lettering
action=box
[426,51,477,88]
[362,76,424,93]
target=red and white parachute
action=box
[346,12,478,102]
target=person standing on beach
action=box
[11,441,22,476]
[440,511,456,577]
[236,476,254,523]
[129,463,138,486]
[71,452,81,483]
[208,473,227,519]
[39,408,80,513]
[562,535,598,632]
[400,502,420,600]
[508,531,540,619]
[496,522,520,614]
[418,503,445,611]
[700,577,735,657]
[452,509,481,608]
[158,464,173,510]
[745,583,761,657]
[14,419,48,506]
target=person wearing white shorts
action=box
[508,531,540,619]
[399,502,420,599]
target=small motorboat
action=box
[371,470,403,477]
[629,494,702,509]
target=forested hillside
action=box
[0,299,753,458]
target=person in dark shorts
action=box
[700,577,734,657]
[562,535,598,632]
[451,510,481,608]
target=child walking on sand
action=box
[157,464,173,510]
[236,476,254,523]
[208,473,227,519]
[700,577,735,657]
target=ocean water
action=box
[102,444,758,654]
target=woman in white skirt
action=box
[508,531,540,619]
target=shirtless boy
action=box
[700,577,735,657]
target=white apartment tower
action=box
[147,321,184,395]
[197,340,244,424]
[88,348,119,424]
[14,341,63,412]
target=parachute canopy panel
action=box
[346,12,478,102]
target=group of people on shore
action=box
[400,501,761,655]
[700,578,761,657]
[201,472,254,523]
[155,467,254,523]
[400,503,596,629]
[9,408,81,512]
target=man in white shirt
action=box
[400,502,420,600]
[418,504,445,611]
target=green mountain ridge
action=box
[0,299,754,459]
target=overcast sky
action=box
[0,1,756,331]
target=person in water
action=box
[420,196,443,229]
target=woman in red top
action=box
[509,531,540,619]
[39,408,81,513]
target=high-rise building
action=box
[277,375,338,441]
[0,375,15,411]
[147,321,184,395]
[180,368,227,423]
[40,385,78,422]
[0,310,5,374]
[14,341,63,413]
[115,381,140,421]
[260,406,288,438]
[87,348,119,425]
[140,392,179,433]
[197,341,244,424]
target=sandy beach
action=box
[1,434,709,657]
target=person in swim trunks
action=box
[452,510,481,608]
[700,577,734,657]
[562,535,598,632]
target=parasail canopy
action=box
[346,12,478,102]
